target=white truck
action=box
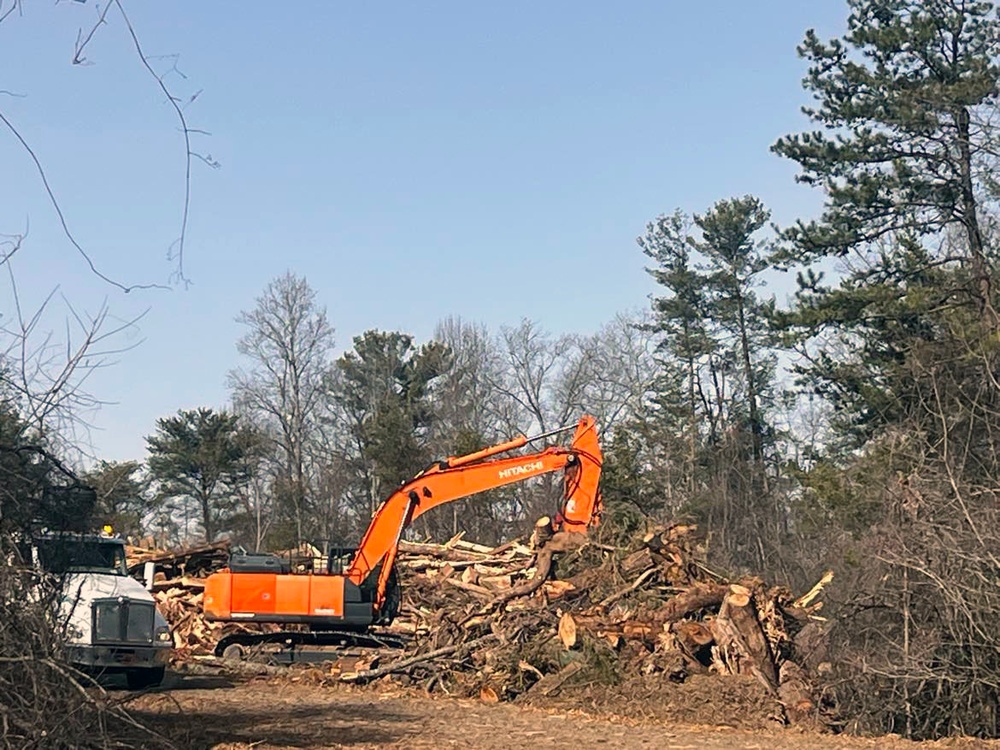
[30,530,173,689]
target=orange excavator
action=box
[203,415,602,658]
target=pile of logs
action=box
[376,520,831,727]
[125,540,230,581]
[128,522,831,726]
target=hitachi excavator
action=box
[203,415,602,658]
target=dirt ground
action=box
[126,671,1000,750]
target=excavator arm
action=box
[347,415,602,612]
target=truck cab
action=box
[31,530,173,689]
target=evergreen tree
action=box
[639,197,780,570]
[772,0,1000,309]
[146,408,251,542]
[771,3,1000,734]
[82,460,148,539]
[696,196,775,462]
[638,211,718,485]
[333,330,450,515]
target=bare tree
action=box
[430,316,506,445]
[493,319,571,434]
[1,0,216,289]
[558,312,657,430]
[0,282,144,455]
[229,273,335,546]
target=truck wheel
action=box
[126,666,165,690]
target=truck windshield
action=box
[35,540,128,576]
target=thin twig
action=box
[111,0,196,287]
[0,110,168,292]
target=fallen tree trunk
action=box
[340,634,496,683]
[483,531,587,612]
[652,582,728,626]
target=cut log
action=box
[714,585,779,695]
[674,620,714,647]
[451,539,495,555]
[726,583,751,608]
[778,660,817,726]
[542,580,576,599]
[652,582,728,626]
[620,547,656,577]
[622,622,654,641]
[672,621,714,671]
[532,516,555,548]
[460,567,479,585]
[398,540,492,562]
[792,620,831,672]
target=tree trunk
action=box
[735,291,763,463]
[199,482,214,543]
[955,105,994,320]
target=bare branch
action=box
[0,0,21,26]
[0,109,168,293]
[111,0,199,287]
[71,0,112,65]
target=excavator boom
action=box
[348,415,602,589]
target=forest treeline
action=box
[4,0,1000,740]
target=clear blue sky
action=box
[0,1,847,462]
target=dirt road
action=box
[128,672,998,750]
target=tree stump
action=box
[712,584,779,695]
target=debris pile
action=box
[126,540,230,581]
[130,522,831,726]
[376,520,830,726]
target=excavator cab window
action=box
[326,547,355,576]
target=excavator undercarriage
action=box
[214,626,409,662]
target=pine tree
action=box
[146,408,250,543]
[772,0,1000,310]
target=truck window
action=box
[35,540,127,576]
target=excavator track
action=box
[214,629,409,662]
